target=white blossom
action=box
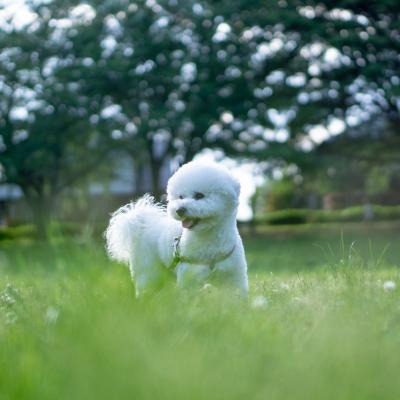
[251,295,269,309]
[383,280,396,291]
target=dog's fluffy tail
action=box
[105,194,165,264]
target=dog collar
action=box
[169,235,236,271]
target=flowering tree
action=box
[0,5,112,235]
[0,0,399,232]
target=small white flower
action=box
[383,280,396,291]
[0,292,15,305]
[293,296,309,305]
[45,306,59,324]
[5,311,17,325]
[201,283,214,292]
[280,283,290,291]
[251,295,269,309]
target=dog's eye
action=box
[194,192,205,200]
[179,195,184,199]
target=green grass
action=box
[1,223,400,400]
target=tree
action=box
[71,0,400,173]
[1,0,399,232]
[0,3,112,236]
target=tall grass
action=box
[0,225,399,400]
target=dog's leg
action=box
[176,263,211,290]
[130,252,169,297]
[213,248,249,295]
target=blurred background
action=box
[0,0,399,238]
[2,3,400,397]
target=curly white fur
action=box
[105,161,248,297]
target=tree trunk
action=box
[33,197,54,239]
[149,157,163,199]
[144,136,164,199]
[24,189,55,239]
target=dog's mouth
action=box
[181,218,200,229]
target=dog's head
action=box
[167,161,240,231]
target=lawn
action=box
[0,222,400,400]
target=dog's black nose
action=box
[176,207,187,217]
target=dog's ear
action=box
[221,175,241,203]
[232,178,241,198]
[225,177,240,203]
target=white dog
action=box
[106,161,248,297]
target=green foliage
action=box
[0,221,107,242]
[0,225,35,241]
[258,208,309,225]
[1,227,400,399]
[308,131,400,198]
[365,166,391,195]
[266,179,298,211]
[256,204,400,225]
[259,177,307,212]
